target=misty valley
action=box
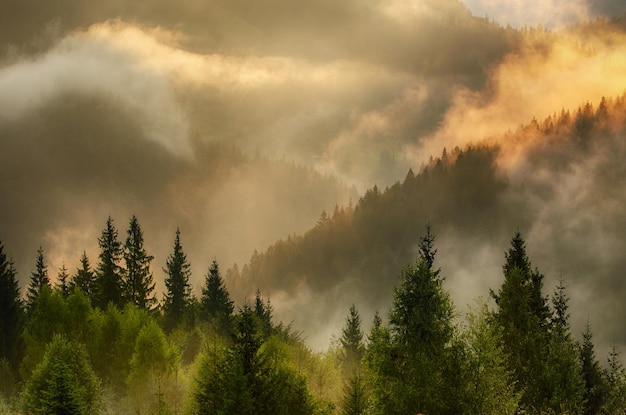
[3,0,626,414]
[3,92,626,413]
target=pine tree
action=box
[340,303,365,375]
[0,242,23,369]
[381,228,455,414]
[580,324,606,415]
[605,344,626,415]
[389,228,453,353]
[123,215,156,310]
[57,263,70,299]
[341,373,367,415]
[545,277,585,413]
[163,228,192,332]
[459,301,520,415]
[201,260,234,333]
[21,335,101,415]
[26,246,50,312]
[492,231,551,411]
[253,290,273,339]
[71,251,96,305]
[95,216,124,309]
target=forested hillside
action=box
[231,94,626,349]
[2,221,626,414]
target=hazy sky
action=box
[1,0,626,352]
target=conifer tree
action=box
[21,335,101,415]
[26,246,50,312]
[201,260,234,333]
[123,215,156,310]
[580,324,606,415]
[0,242,23,369]
[71,251,96,305]
[57,262,70,299]
[95,216,124,309]
[378,227,455,414]
[340,303,365,374]
[163,228,192,331]
[545,277,585,413]
[492,231,552,411]
[605,344,626,414]
[341,373,367,415]
[253,290,273,339]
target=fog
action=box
[1,0,626,354]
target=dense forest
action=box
[2,95,626,414]
[3,1,626,413]
[2,195,626,413]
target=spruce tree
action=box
[163,228,192,331]
[201,260,234,333]
[253,290,273,339]
[341,374,367,415]
[95,216,124,309]
[340,303,365,374]
[26,246,50,312]
[382,227,455,414]
[57,263,70,299]
[71,251,96,305]
[605,344,626,414]
[545,277,585,413]
[0,242,23,369]
[580,324,606,415]
[123,215,156,310]
[492,231,552,411]
[21,335,101,415]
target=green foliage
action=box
[340,374,367,415]
[71,251,97,306]
[21,286,68,379]
[605,345,626,415]
[200,260,234,334]
[580,324,607,415]
[339,303,365,376]
[26,246,50,313]
[545,279,585,414]
[389,228,453,354]
[123,215,156,310]
[192,305,316,415]
[95,216,124,309]
[163,228,192,332]
[21,334,101,415]
[492,231,552,412]
[459,300,520,415]
[368,229,458,415]
[0,242,23,369]
[254,290,273,339]
[56,263,70,299]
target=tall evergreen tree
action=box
[340,303,365,374]
[545,277,585,413]
[0,242,23,369]
[95,216,124,309]
[341,373,367,415]
[580,324,606,415]
[71,251,96,304]
[21,335,101,415]
[253,290,273,339]
[163,228,192,331]
[57,262,70,299]
[123,215,156,310]
[492,231,552,411]
[377,228,456,414]
[605,344,626,415]
[26,246,50,312]
[201,260,234,333]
